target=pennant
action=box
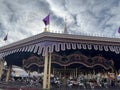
[118,27,120,33]
[4,34,8,41]
[43,15,49,26]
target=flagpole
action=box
[43,14,50,32]
[48,23,50,32]
[48,12,50,32]
[44,26,47,32]
[48,13,50,32]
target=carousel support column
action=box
[71,71,73,79]
[115,70,118,86]
[37,68,39,73]
[70,72,72,78]
[27,70,30,77]
[0,60,4,79]
[54,69,56,76]
[64,66,66,74]
[63,66,66,85]
[6,65,12,82]
[48,52,52,89]
[52,68,54,75]
[0,64,2,79]
[74,71,75,78]
[76,68,77,78]
[59,72,61,79]
[0,61,1,79]
[43,50,49,89]
[73,71,74,78]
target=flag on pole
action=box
[3,34,8,41]
[118,27,120,33]
[43,14,49,26]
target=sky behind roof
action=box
[0,0,120,47]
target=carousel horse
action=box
[101,78,109,88]
[67,78,73,87]
[51,77,62,87]
[96,73,102,87]
[77,75,86,89]
[55,77,62,87]
[100,73,109,88]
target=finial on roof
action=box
[64,18,68,34]
[44,27,48,32]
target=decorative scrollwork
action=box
[22,53,114,71]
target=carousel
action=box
[0,29,120,89]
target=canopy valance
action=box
[0,32,120,58]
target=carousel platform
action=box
[0,82,120,90]
[0,81,40,90]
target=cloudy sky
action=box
[0,0,120,47]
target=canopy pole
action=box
[76,68,77,78]
[43,50,49,89]
[48,53,52,89]
[6,65,12,82]
[0,59,4,79]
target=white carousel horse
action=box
[96,73,102,87]
[67,79,74,87]
[77,75,86,89]
[53,77,62,87]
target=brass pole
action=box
[44,27,48,32]
[43,50,49,89]
[6,65,12,82]
[74,71,76,78]
[76,68,77,78]
[48,53,52,89]
[60,72,61,79]
[53,68,54,75]
[0,60,4,79]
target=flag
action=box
[118,27,120,33]
[3,34,8,41]
[43,14,49,26]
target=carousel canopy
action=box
[0,32,120,58]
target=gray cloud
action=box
[63,0,120,36]
[0,0,120,46]
[0,23,5,37]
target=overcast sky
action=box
[0,0,120,47]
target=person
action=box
[107,72,115,87]
[117,73,120,87]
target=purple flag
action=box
[118,27,120,33]
[43,15,49,26]
[4,34,8,41]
